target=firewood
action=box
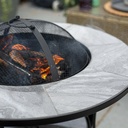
[0,58,7,66]
[18,50,45,59]
[12,44,29,51]
[9,50,26,68]
[0,34,14,51]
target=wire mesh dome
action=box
[0,16,91,86]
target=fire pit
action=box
[0,21,127,127]
[0,16,91,86]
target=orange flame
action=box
[12,44,29,51]
[41,67,50,80]
[31,55,64,80]
[53,54,64,65]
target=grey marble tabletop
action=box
[0,23,128,121]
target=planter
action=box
[0,0,19,22]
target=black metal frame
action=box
[86,114,96,128]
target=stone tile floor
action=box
[97,94,128,128]
[17,1,128,128]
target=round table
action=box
[0,23,127,127]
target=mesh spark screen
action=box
[0,18,90,86]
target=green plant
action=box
[0,0,19,22]
[63,0,78,9]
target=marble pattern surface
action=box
[0,23,128,120]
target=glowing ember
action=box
[9,50,26,67]
[12,44,29,51]
[53,54,64,65]
[41,67,50,79]
[31,55,64,80]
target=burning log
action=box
[18,50,45,59]
[30,54,67,81]
[9,50,26,68]
[0,34,14,51]
[0,39,69,85]
[0,51,33,85]
[0,58,7,66]
[12,44,29,51]
[0,51,30,75]
[12,45,68,81]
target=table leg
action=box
[85,113,96,128]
